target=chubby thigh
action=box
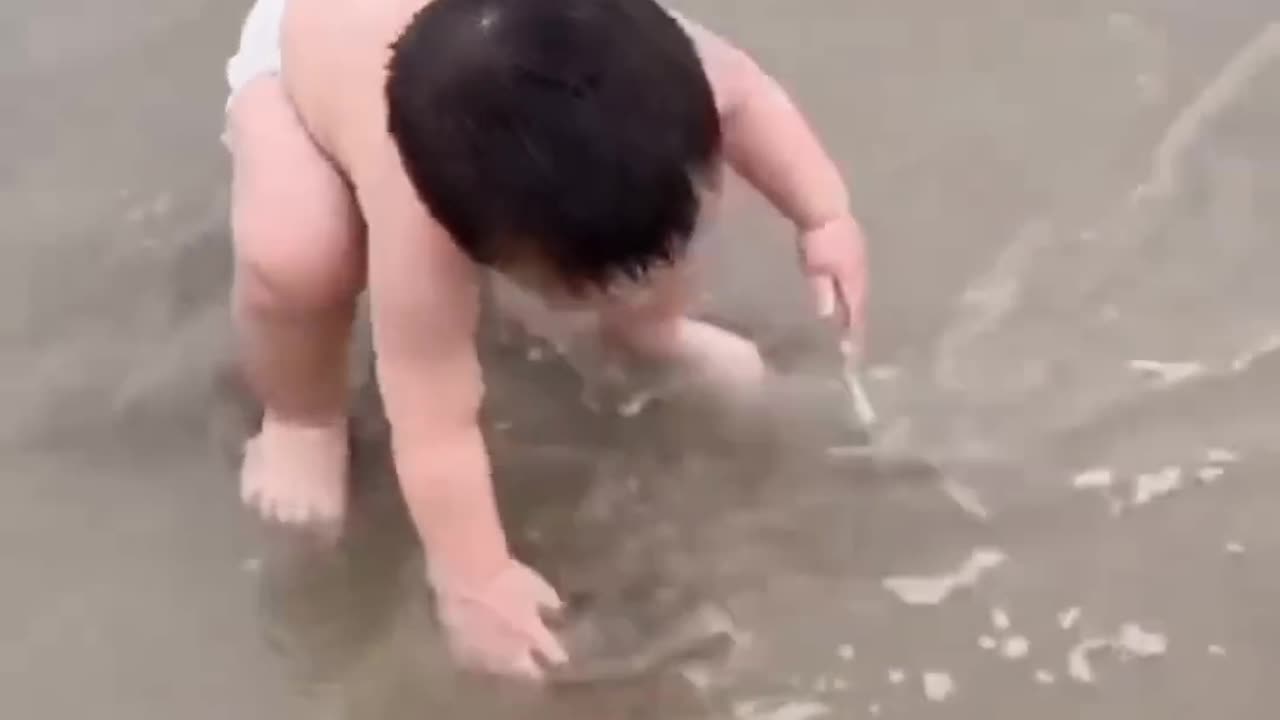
[226,76,365,309]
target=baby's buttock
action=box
[226,0,288,107]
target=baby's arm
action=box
[357,155,566,679]
[360,163,511,586]
[678,15,868,330]
[679,16,851,231]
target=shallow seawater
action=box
[4,0,1280,718]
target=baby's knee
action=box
[232,215,362,315]
[597,264,694,343]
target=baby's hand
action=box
[800,215,869,343]
[432,559,569,681]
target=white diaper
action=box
[225,0,287,107]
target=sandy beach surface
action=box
[4,0,1280,717]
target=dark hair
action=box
[385,0,721,290]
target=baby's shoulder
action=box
[664,10,755,116]
[285,0,428,180]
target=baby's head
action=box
[386,0,721,301]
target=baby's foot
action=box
[240,415,350,537]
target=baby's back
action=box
[280,0,431,192]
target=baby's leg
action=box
[228,76,364,533]
[597,263,766,401]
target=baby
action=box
[225,0,867,681]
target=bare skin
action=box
[227,0,868,680]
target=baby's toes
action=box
[238,431,348,538]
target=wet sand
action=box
[4,0,1280,717]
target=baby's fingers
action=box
[527,617,570,667]
[510,652,547,683]
[836,276,866,338]
[810,275,837,318]
[524,569,564,613]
